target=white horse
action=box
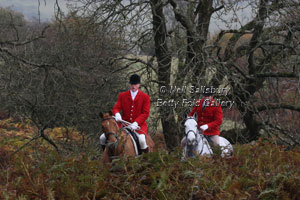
[182,116,233,160]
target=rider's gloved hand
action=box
[200,124,208,131]
[115,113,122,122]
[129,122,139,130]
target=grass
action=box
[1,118,300,200]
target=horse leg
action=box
[102,148,111,164]
[145,134,155,152]
[181,146,187,161]
[181,137,187,148]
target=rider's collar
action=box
[130,89,138,100]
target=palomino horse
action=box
[100,111,155,164]
[182,116,233,160]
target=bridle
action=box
[102,117,119,137]
[102,117,119,156]
[185,118,197,135]
[185,117,206,155]
[185,130,198,144]
[185,117,198,146]
[102,117,114,122]
[101,115,144,157]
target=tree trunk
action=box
[151,0,179,150]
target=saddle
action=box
[124,128,142,155]
[198,129,213,145]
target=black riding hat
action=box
[203,92,213,97]
[203,86,213,96]
[129,74,141,84]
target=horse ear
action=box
[109,110,113,116]
[99,112,104,119]
[193,112,197,119]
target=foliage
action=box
[0,7,26,36]
[0,7,128,142]
[1,119,300,200]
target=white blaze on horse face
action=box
[185,118,198,145]
[104,120,110,133]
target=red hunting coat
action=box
[188,98,223,136]
[112,90,150,135]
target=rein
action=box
[185,118,205,155]
[197,132,205,155]
[102,117,131,157]
[102,117,119,156]
[102,115,145,157]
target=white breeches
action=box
[99,132,148,149]
[136,133,148,149]
[100,133,106,145]
[209,135,220,146]
[181,135,220,147]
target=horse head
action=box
[184,116,198,147]
[100,111,140,164]
[99,111,119,143]
[182,116,213,159]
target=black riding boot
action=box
[141,147,149,154]
[101,145,106,151]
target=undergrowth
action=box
[1,118,300,200]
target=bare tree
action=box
[212,0,300,143]
[66,0,300,149]
[2,0,299,150]
[0,7,128,152]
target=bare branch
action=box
[0,25,49,46]
[254,72,299,78]
[0,47,52,68]
[210,5,224,15]
[257,103,300,112]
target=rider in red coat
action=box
[189,98,222,136]
[182,90,223,147]
[112,88,150,136]
[100,74,151,153]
